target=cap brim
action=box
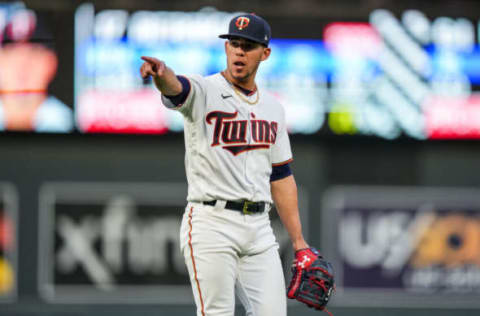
[218,34,267,45]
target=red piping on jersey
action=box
[272,158,293,167]
[188,206,205,316]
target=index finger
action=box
[141,56,158,64]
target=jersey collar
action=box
[221,71,257,96]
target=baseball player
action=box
[140,14,314,316]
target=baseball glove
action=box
[287,247,335,314]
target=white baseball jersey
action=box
[161,73,292,203]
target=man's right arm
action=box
[141,56,202,120]
[140,56,183,96]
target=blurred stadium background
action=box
[1,0,480,315]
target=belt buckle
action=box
[242,201,254,215]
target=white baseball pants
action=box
[180,201,287,316]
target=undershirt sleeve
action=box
[163,76,191,107]
[270,163,292,182]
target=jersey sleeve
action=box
[160,74,207,122]
[271,104,293,166]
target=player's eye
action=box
[243,42,257,51]
[229,40,241,48]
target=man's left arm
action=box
[274,175,336,311]
[271,174,308,251]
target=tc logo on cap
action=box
[235,17,250,30]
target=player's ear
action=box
[261,47,271,62]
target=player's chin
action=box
[228,66,247,78]
[230,70,250,82]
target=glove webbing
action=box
[309,266,334,290]
[300,266,335,316]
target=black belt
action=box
[203,200,267,214]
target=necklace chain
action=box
[232,85,259,105]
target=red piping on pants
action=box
[188,206,205,316]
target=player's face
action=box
[224,38,271,85]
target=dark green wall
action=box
[1,134,479,315]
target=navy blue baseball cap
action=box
[219,13,271,46]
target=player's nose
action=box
[234,47,246,56]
